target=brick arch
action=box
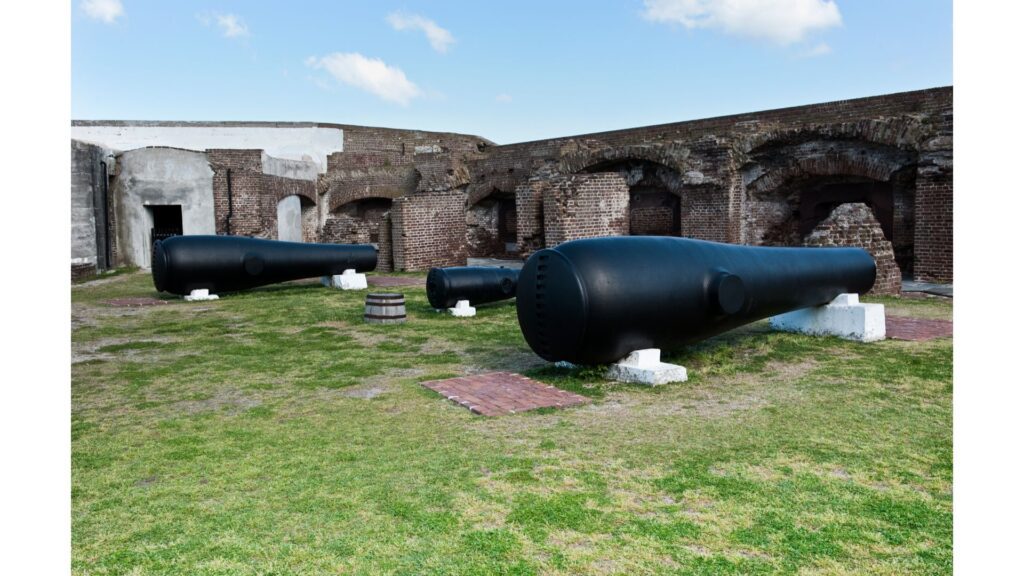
[266,182,317,207]
[739,117,927,155]
[743,138,918,198]
[560,143,695,175]
[467,185,514,207]
[328,187,405,213]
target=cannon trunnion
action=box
[515,236,876,365]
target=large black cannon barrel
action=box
[152,235,377,295]
[516,236,876,365]
[426,266,520,309]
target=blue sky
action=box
[72,1,952,144]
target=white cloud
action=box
[197,12,250,38]
[307,53,422,106]
[215,13,249,38]
[81,0,123,24]
[386,12,455,53]
[495,94,513,103]
[642,0,841,45]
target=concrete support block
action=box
[448,299,476,317]
[324,269,367,290]
[769,293,885,342]
[184,289,219,302]
[606,348,688,386]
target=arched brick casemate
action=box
[75,88,952,280]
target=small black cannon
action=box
[152,235,377,295]
[516,236,876,365]
[426,266,520,309]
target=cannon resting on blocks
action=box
[515,236,877,365]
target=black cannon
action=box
[152,235,377,296]
[516,236,876,365]
[426,266,520,309]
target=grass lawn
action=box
[71,271,952,575]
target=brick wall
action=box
[543,173,629,246]
[804,203,902,295]
[391,191,468,271]
[209,149,264,236]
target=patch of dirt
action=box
[341,385,389,399]
[165,388,262,416]
[72,336,176,364]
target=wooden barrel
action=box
[364,292,406,324]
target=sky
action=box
[72,0,952,144]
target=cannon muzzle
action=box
[152,235,377,295]
[516,236,876,365]
[426,266,519,309]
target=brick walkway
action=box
[886,316,953,341]
[368,276,423,288]
[420,372,590,416]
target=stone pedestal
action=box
[323,269,367,290]
[606,349,688,386]
[184,289,219,302]
[448,299,476,317]
[769,293,885,342]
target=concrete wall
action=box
[71,122,344,173]
[114,147,216,268]
[71,140,102,264]
[276,195,302,242]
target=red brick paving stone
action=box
[886,316,953,341]
[367,276,423,288]
[105,297,170,307]
[420,372,590,416]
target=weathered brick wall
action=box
[377,213,393,272]
[209,149,265,236]
[804,203,902,295]
[913,170,952,282]
[543,173,629,246]
[391,191,468,271]
[515,179,547,256]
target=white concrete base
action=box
[606,349,688,386]
[184,289,219,302]
[769,293,885,342]
[448,299,476,317]
[323,269,367,290]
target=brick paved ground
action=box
[105,297,170,307]
[886,316,953,341]
[367,276,423,288]
[420,372,590,417]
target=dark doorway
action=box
[148,205,182,249]
[630,186,681,236]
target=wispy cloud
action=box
[197,12,250,38]
[801,42,832,57]
[386,12,455,53]
[642,0,841,45]
[307,52,422,106]
[81,0,123,24]
[495,94,513,103]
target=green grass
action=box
[72,271,953,575]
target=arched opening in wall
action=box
[579,159,681,236]
[467,189,518,258]
[276,195,316,243]
[749,175,893,246]
[324,197,393,245]
[743,138,918,276]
